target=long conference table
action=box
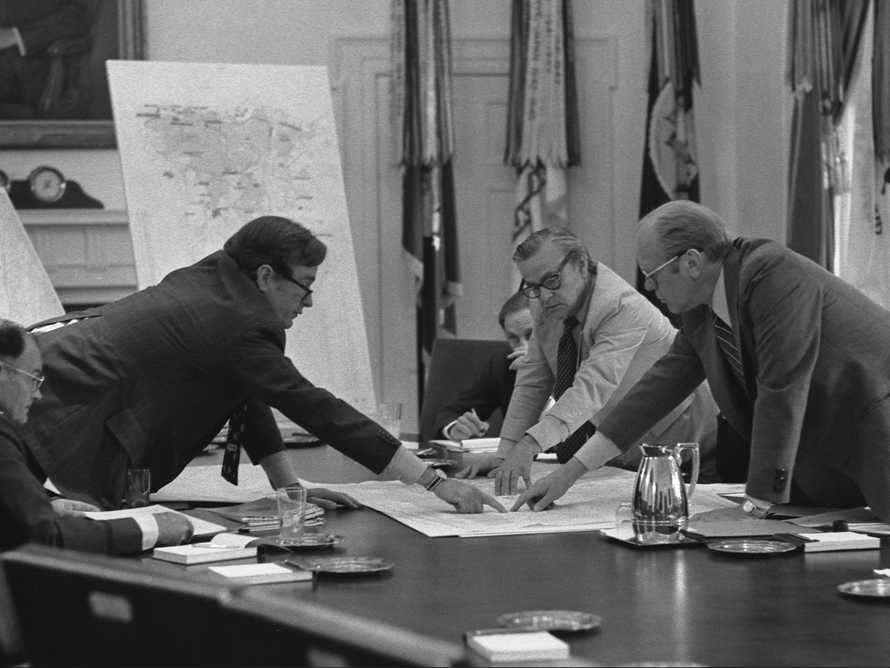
[155,443,890,667]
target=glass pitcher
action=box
[631,442,700,544]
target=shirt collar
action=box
[711,264,731,323]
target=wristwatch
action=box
[419,467,446,492]
[741,498,773,518]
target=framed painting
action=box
[0,0,143,149]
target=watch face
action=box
[28,166,66,203]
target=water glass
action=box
[122,468,151,508]
[275,484,307,543]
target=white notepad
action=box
[466,631,569,662]
[208,562,313,585]
[152,533,256,564]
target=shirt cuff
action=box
[572,432,622,472]
[378,446,428,484]
[131,513,160,551]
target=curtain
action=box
[785,0,869,270]
[637,0,700,321]
[392,0,460,407]
[504,0,580,287]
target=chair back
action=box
[1,544,231,666]
[419,338,512,443]
[223,588,468,667]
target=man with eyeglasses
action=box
[455,226,718,495]
[0,319,195,553]
[513,201,890,522]
[22,216,505,515]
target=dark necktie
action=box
[221,403,247,484]
[712,311,746,389]
[553,315,579,400]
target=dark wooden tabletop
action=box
[185,444,890,667]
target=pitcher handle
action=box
[675,442,699,500]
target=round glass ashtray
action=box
[837,579,890,599]
[293,555,394,576]
[496,609,601,633]
[707,539,798,556]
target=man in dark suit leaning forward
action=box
[515,201,890,521]
[23,216,504,515]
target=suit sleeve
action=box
[498,332,554,450]
[741,253,822,504]
[228,330,403,475]
[593,329,706,453]
[0,428,144,555]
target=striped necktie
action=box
[553,315,579,400]
[712,311,746,389]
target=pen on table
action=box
[237,525,279,534]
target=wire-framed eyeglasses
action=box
[639,254,681,288]
[519,255,572,299]
[1,363,44,392]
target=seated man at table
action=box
[433,291,533,441]
[514,201,890,520]
[0,319,193,553]
[457,226,719,495]
[22,216,504,515]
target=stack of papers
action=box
[211,498,325,529]
[429,438,499,453]
[84,504,226,538]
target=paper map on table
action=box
[316,464,736,538]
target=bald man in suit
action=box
[515,201,890,522]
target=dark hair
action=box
[223,216,327,277]
[0,320,32,359]
[512,226,592,271]
[497,291,530,329]
[642,201,732,262]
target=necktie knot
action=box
[563,315,579,331]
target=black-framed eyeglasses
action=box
[279,272,314,303]
[639,254,681,289]
[1,363,44,392]
[519,255,572,299]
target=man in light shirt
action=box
[457,226,718,495]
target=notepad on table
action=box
[208,562,313,585]
[788,531,881,552]
[152,532,257,564]
[465,630,569,662]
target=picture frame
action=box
[0,0,144,149]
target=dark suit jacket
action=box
[599,238,890,519]
[23,250,401,508]
[0,416,142,554]
[432,349,515,438]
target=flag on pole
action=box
[391,0,460,407]
[504,0,580,287]
[0,191,64,326]
[637,0,700,314]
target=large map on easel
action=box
[107,61,375,412]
